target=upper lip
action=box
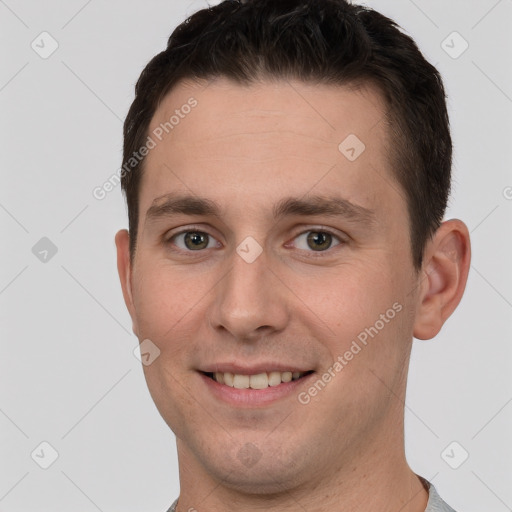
[199,363,314,375]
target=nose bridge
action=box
[208,246,288,339]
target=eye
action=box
[168,230,220,251]
[292,230,343,252]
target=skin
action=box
[116,77,471,512]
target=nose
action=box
[207,245,290,341]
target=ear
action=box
[413,219,471,340]
[115,229,139,337]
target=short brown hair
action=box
[121,0,452,270]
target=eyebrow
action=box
[145,193,376,227]
[273,195,375,226]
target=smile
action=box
[204,370,314,389]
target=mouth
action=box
[201,370,315,389]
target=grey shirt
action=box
[166,478,456,511]
[424,480,457,512]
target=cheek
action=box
[131,260,211,338]
[308,261,396,329]
[306,260,411,370]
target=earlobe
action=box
[115,229,139,337]
[413,219,471,340]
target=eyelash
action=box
[165,226,346,256]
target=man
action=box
[115,1,471,510]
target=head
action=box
[116,0,470,499]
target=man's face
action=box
[119,78,423,492]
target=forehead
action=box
[150,76,388,148]
[139,77,402,223]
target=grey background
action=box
[1,0,511,511]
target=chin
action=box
[210,464,302,496]
[197,437,314,495]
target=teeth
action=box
[281,371,292,383]
[224,372,234,387]
[268,371,282,387]
[233,374,249,389]
[212,370,307,388]
[249,373,269,390]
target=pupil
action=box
[307,232,331,251]
[185,232,208,250]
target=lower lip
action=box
[199,372,315,407]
